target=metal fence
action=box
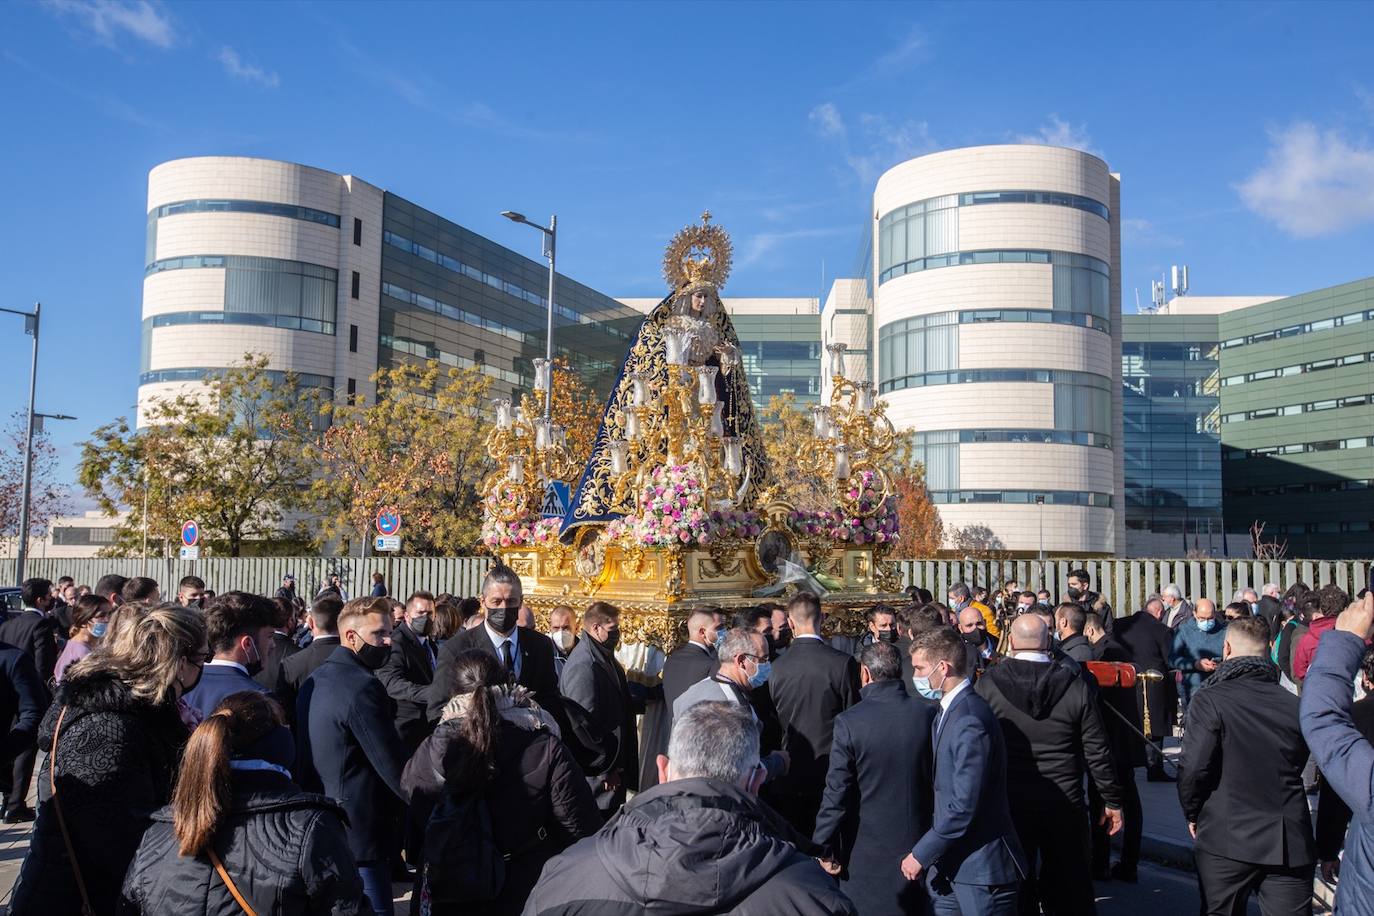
[8,555,1370,613]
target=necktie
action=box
[501,640,515,675]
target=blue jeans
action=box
[930,880,1019,916]
[357,860,394,916]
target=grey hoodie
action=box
[522,777,855,916]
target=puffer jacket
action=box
[10,668,189,916]
[522,777,856,916]
[402,687,600,916]
[120,769,369,915]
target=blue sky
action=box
[3,0,1374,498]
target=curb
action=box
[1140,831,1194,871]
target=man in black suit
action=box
[905,626,1025,916]
[278,593,345,719]
[379,590,438,753]
[641,608,723,790]
[768,591,861,837]
[254,596,301,694]
[296,596,408,916]
[560,601,640,816]
[0,578,57,822]
[1113,595,1177,780]
[1054,602,1097,664]
[1178,616,1315,913]
[814,641,935,915]
[428,565,567,734]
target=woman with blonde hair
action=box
[121,691,368,914]
[10,603,208,916]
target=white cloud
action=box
[43,0,175,49]
[868,26,928,79]
[1121,217,1182,248]
[1015,114,1099,156]
[218,46,279,89]
[738,227,850,268]
[1237,122,1374,237]
[809,103,937,185]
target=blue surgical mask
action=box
[1251,602,1260,614]
[1197,618,1217,633]
[91,621,108,638]
[912,663,946,701]
[714,629,727,652]
[748,659,772,689]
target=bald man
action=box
[1170,598,1226,712]
[957,605,996,672]
[646,609,726,790]
[977,614,1122,915]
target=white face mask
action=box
[550,630,574,651]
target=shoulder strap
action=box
[49,706,96,916]
[209,847,259,916]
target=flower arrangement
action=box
[480,482,563,548]
[621,464,711,546]
[784,472,900,547]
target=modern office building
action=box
[1125,279,1374,558]
[140,157,644,425]
[869,145,1123,556]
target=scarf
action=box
[1201,654,1279,690]
[440,684,561,738]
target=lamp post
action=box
[1,302,42,586]
[501,211,557,421]
[1035,494,1046,563]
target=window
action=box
[346,378,357,405]
[143,311,335,338]
[148,199,340,228]
[351,271,360,299]
[353,218,362,246]
[349,324,358,353]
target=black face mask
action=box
[244,639,264,678]
[1067,587,1084,600]
[354,639,389,670]
[181,660,204,695]
[486,605,518,634]
[878,629,898,644]
[962,630,985,647]
[773,626,792,650]
[596,627,621,652]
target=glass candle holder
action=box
[722,436,743,475]
[609,440,628,474]
[826,342,848,379]
[532,358,552,392]
[833,443,851,480]
[492,398,512,430]
[696,366,719,405]
[710,402,725,438]
[811,405,832,439]
[508,454,526,485]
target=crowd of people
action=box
[0,565,1370,915]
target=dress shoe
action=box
[2,806,36,824]
[1110,862,1138,883]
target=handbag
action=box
[49,705,96,916]
[209,847,259,916]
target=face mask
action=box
[550,630,574,651]
[353,637,389,670]
[244,638,264,678]
[410,615,429,635]
[878,629,898,644]
[714,629,727,652]
[961,630,983,647]
[773,626,792,650]
[1018,604,1034,614]
[180,659,204,695]
[912,663,946,701]
[486,604,518,634]
[1197,618,1217,633]
[1052,631,1064,643]
[598,627,621,652]
[1251,602,1260,614]
[748,659,772,689]
[1067,587,1084,600]
[90,621,108,638]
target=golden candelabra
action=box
[484,358,581,522]
[790,342,900,518]
[605,339,746,515]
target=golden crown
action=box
[663,211,733,293]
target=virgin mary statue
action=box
[560,213,769,538]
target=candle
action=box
[552,424,567,448]
[722,436,743,475]
[609,440,628,474]
[833,443,851,480]
[811,405,831,438]
[534,418,551,450]
[508,455,526,484]
[663,327,689,366]
[857,381,875,413]
[533,358,552,392]
[696,366,719,405]
[492,398,512,430]
[826,342,848,379]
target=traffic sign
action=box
[541,481,570,519]
[179,546,200,560]
[376,508,402,536]
[181,520,199,547]
[375,535,401,552]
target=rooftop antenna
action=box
[1170,264,1190,298]
[1150,278,1167,313]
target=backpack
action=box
[421,788,505,908]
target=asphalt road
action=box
[1095,862,1258,915]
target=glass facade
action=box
[146,199,340,263]
[732,313,822,408]
[1121,317,1223,556]
[379,193,643,401]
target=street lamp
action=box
[2,302,39,586]
[1034,494,1046,563]
[501,210,557,421]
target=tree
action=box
[1250,520,1288,560]
[892,470,943,557]
[758,392,832,511]
[946,523,1009,560]
[312,361,494,555]
[78,354,322,557]
[550,360,602,474]
[0,411,72,550]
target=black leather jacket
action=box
[120,770,370,915]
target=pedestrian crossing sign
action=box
[541,481,570,519]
